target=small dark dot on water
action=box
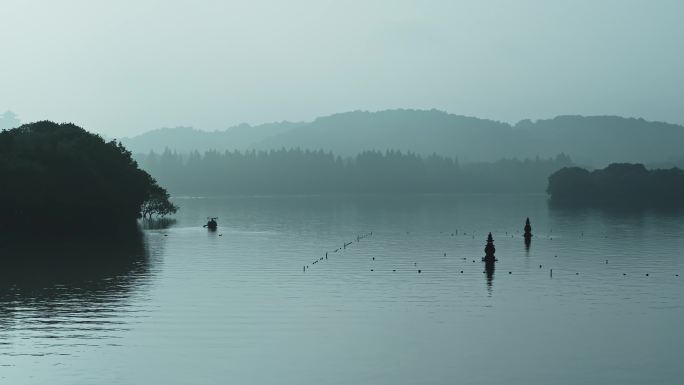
[646,273,649,276]
[370,269,374,272]
[676,274,679,277]
[539,265,542,268]
[509,272,512,274]
[418,270,421,273]
[392,269,396,272]
[372,257,375,260]
[576,272,579,275]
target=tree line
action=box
[548,163,684,205]
[135,148,573,195]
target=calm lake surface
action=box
[1,195,683,385]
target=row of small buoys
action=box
[305,219,680,280]
[356,232,372,242]
[304,231,374,272]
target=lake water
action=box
[1,195,683,385]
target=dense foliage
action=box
[548,163,684,205]
[136,148,572,195]
[0,121,176,232]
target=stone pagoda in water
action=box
[482,232,497,263]
[523,218,533,240]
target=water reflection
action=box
[141,217,177,230]
[0,228,154,351]
[548,199,684,219]
[484,259,495,292]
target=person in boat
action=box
[204,217,218,230]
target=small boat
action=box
[204,217,218,230]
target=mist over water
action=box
[3,1,684,382]
[2,195,682,384]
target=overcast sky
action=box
[1,0,683,137]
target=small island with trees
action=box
[0,121,177,234]
[547,163,684,206]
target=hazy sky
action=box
[1,0,683,137]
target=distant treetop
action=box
[547,163,684,206]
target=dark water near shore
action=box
[1,194,683,385]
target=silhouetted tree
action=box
[0,121,177,233]
[141,185,178,219]
[548,163,684,206]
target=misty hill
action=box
[120,121,302,155]
[0,111,21,130]
[122,109,684,166]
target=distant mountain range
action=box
[121,109,684,166]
